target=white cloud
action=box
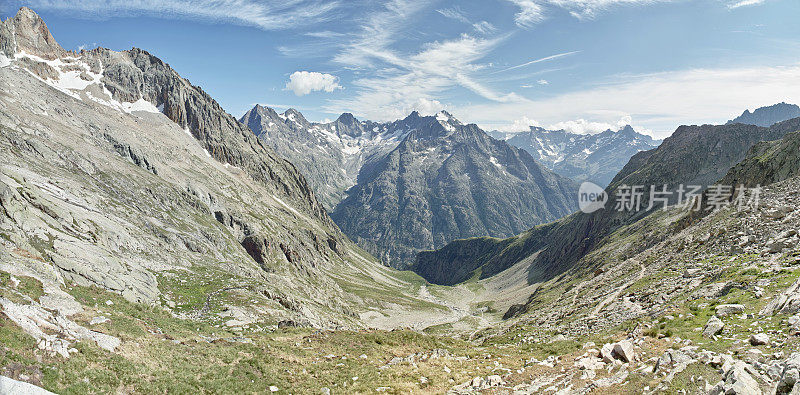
[437,7,497,35]
[473,21,498,35]
[328,0,510,121]
[458,64,800,139]
[505,0,677,26]
[436,7,471,24]
[285,71,342,96]
[18,0,340,30]
[548,116,631,134]
[494,50,580,73]
[537,79,549,85]
[507,0,546,27]
[727,0,766,9]
[505,116,542,132]
[408,98,446,116]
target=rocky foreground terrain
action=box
[3,7,800,395]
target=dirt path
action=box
[590,260,645,318]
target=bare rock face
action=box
[240,105,410,211]
[0,375,56,395]
[0,7,436,336]
[0,7,67,60]
[333,112,579,269]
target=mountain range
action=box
[243,104,580,268]
[7,7,800,395]
[502,125,661,186]
[0,7,437,334]
[330,111,578,268]
[417,118,800,287]
[728,102,800,127]
[240,106,408,210]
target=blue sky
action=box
[2,0,799,138]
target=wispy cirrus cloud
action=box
[507,0,546,27]
[506,0,677,27]
[12,0,341,30]
[437,6,498,35]
[325,0,516,120]
[436,6,471,24]
[727,0,766,9]
[328,32,514,121]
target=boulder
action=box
[704,316,725,338]
[600,343,615,363]
[716,304,745,317]
[485,375,503,387]
[709,362,762,395]
[776,353,800,394]
[0,375,56,395]
[768,240,787,253]
[612,340,635,363]
[750,333,769,346]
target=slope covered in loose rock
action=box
[0,7,453,357]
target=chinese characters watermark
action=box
[579,182,761,214]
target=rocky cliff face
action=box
[728,102,800,127]
[0,8,444,340]
[240,105,411,210]
[332,111,578,269]
[505,125,661,186]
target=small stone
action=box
[486,375,503,387]
[89,316,110,325]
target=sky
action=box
[2,0,799,138]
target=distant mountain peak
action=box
[2,7,67,60]
[728,102,800,127]
[507,123,660,186]
[336,112,359,125]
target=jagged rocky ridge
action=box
[0,7,444,345]
[728,102,800,127]
[330,111,579,269]
[503,125,661,186]
[240,105,417,210]
[245,103,580,269]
